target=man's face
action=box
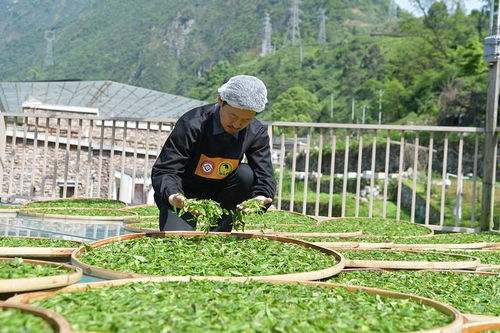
[218,97,257,135]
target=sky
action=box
[396,0,485,15]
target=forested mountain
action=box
[0,0,490,125]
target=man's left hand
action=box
[237,195,272,211]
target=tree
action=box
[264,86,321,122]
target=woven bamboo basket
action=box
[0,258,82,293]
[342,250,480,270]
[18,207,137,221]
[122,216,158,225]
[71,232,345,281]
[0,236,82,258]
[7,277,463,333]
[0,301,71,332]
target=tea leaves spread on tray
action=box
[130,223,158,230]
[27,198,126,209]
[0,237,79,248]
[340,250,472,262]
[79,235,337,276]
[244,210,317,225]
[125,206,159,216]
[447,251,500,265]
[0,258,72,279]
[33,280,452,333]
[332,270,500,316]
[27,208,130,216]
[297,232,500,244]
[317,218,430,237]
[0,308,53,333]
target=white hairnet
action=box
[217,75,268,113]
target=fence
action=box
[0,112,498,231]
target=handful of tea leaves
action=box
[232,199,266,231]
[176,199,228,233]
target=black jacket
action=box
[152,104,276,202]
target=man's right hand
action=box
[168,193,185,209]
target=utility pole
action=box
[351,98,355,122]
[378,89,384,125]
[318,9,327,44]
[261,13,272,56]
[330,94,334,118]
[481,0,500,231]
[44,30,55,67]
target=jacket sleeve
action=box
[246,126,276,199]
[151,118,198,202]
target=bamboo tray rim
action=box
[0,300,71,333]
[462,320,500,333]
[0,258,82,293]
[342,250,480,270]
[71,232,345,281]
[6,276,463,333]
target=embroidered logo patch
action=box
[195,154,240,180]
[218,162,233,177]
[200,161,214,174]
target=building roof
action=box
[0,80,207,119]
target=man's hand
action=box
[236,195,272,211]
[168,193,185,209]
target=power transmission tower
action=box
[44,30,55,67]
[285,0,301,46]
[317,9,327,44]
[388,0,397,20]
[451,0,465,13]
[261,13,273,56]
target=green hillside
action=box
[0,0,490,124]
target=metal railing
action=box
[0,113,498,231]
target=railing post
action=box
[0,114,6,197]
[481,61,499,231]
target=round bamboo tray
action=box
[0,258,82,293]
[343,250,480,270]
[18,207,137,221]
[462,320,500,333]
[0,301,71,332]
[259,229,363,238]
[317,217,434,238]
[0,236,82,258]
[71,232,345,281]
[7,276,463,333]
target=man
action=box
[152,75,276,231]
